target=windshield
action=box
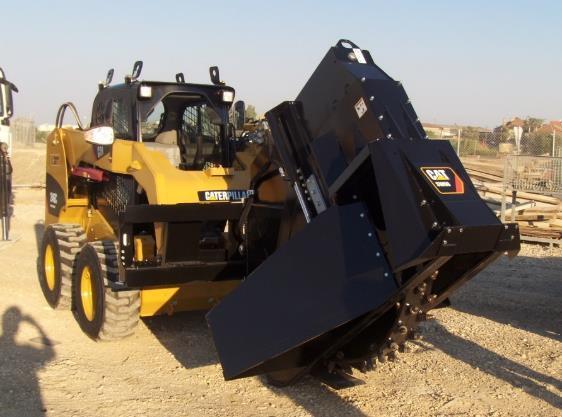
[140,94,226,170]
[141,101,165,140]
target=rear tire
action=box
[72,241,140,340]
[38,224,85,309]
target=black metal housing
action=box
[207,39,520,386]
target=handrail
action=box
[55,102,84,130]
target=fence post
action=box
[501,157,508,223]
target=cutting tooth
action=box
[399,343,410,353]
[378,352,387,363]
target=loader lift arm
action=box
[206,39,520,387]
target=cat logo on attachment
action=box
[420,167,465,195]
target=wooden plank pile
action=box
[462,158,562,242]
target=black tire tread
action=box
[50,223,86,309]
[90,241,140,341]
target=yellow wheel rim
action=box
[80,266,95,322]
[44,244,56,291]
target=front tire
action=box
[72,241,140,340]
[38,224,85,309]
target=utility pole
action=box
[552,129,557,156]
[457,128,461,156]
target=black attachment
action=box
[207,39,520,387]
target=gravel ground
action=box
[0,149,560,417]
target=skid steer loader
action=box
[39,40,519,387]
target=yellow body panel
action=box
[44,127,283,317]
[139,280,240,316]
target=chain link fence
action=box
[11,118,36,147]
[426,124,560,158]
[447,130,559,158]
[503,155,562,196]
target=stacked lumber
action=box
[462,157,562,242]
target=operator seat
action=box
[144,129,182,167]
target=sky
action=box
[1,0,561,127]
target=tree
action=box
[523,117,544,133]
[245,104,257,121]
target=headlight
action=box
[139,85,152,98]
[221,90,234,103]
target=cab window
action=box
[141,101,165,140]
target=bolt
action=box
[386,133,392,139]
[420,199,427,206]
[510,235,514,240]
[376,252,380,257]
[432,221,439,228]
[409,306,420,315]
[361,77,366,82]
[395,302,401,309]
[352,194,358,200]
[378,115,384,121]
[369,96,375,101]
[443,240,448,245]
[447,228,452,234]
[504,224,509,230]
[459,228,464,233]
[406,99,411,104]
[398,325,408,335]
[384,272,389,277]
[431,270,439,280]
[368,232,373,237]
[360,212,365,218]
[426,294,437,302]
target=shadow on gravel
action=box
[146,311,368,417]
[143,311,217,369]
[261,377,369,417]
[0,306,55,417]
[425,321,561,410]
[451,255,562,342]
[34,222,44,255]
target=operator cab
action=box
[90,62,237,170]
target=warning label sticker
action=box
[420,167,465,195]
[354,97,368,119]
